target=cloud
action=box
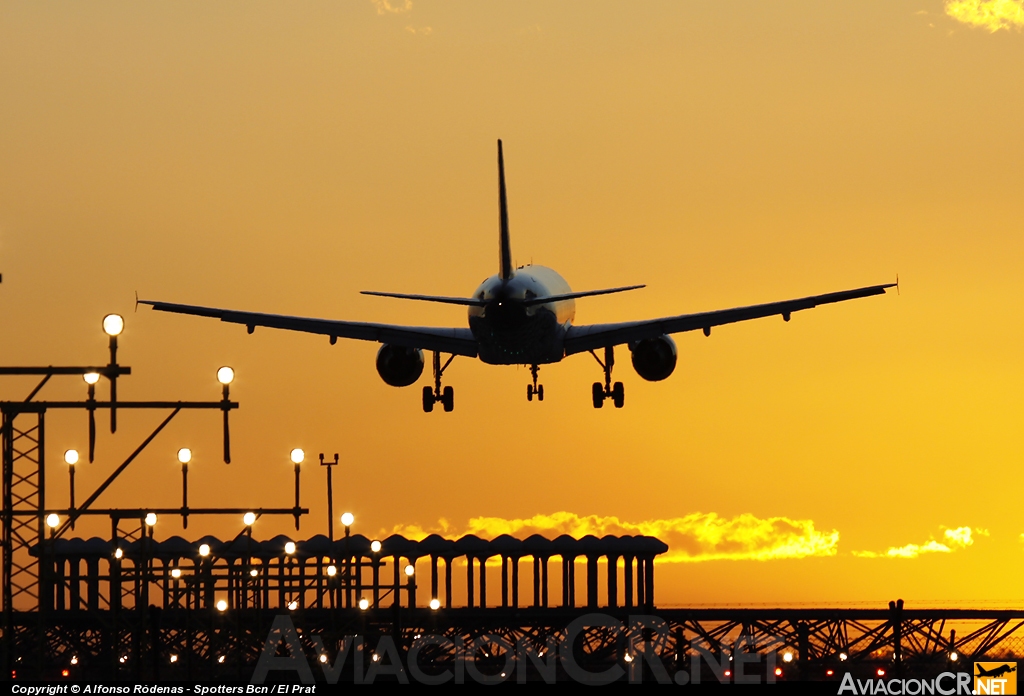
[388,511,839,563]
[945,0,1024,31]
[372,0,412,15]
[854,526,980,559]
[405,26,433,35]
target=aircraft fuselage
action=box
[468,266,574,365]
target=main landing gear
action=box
[526,364,544,402]
[589,346,624,409]
[422,351,455,413]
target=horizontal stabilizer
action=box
[361,291,487,307]
[521,284,645,307]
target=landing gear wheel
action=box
[537,384,544,401]
[612,381,625,409]
[527,385,534,402]
[442,386,454,412]
[422,386,434,413]
[592,382,605,409]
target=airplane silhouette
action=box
[976,664,1017,678]
[140,141,895,413]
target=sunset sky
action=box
[1,0,1022,607]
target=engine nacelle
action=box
[375,344,425,387]
[630,335,677,382]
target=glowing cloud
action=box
[854,526,980,559]
[389,511,839,563]
[372,0,412,15]
[945,0,1024,31]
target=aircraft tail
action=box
[498,140,513,280]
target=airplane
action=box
[139,140,896,413]
[976,664,1016,678]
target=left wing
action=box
[138,300,479,357]
[562,282,895,356]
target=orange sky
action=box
[1,0,1022,607]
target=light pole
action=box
[217,367,234,463]
[178,448,192,528]
[319,453,338,540]
[102,314,123,433]
[64,449,79,530]
[83,372,99,461]
[290,449,304,530]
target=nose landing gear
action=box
[422,351,456,413]
[589,346,624,409]
[526,364,544,402]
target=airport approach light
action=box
[290,450,305,531]
[284,541,296,555]
[199,544,210,557]
[250,569,258,577]
[404,564,415,577]
[83,372,100,385]
[783,652,793,663]
[145,513,157,526]
[171,568,182,579]
[358,598,369,611]
[341,512,354,527]
[326,565,337,577]
[288,601,298,611]
[64,449,79,465]
[775,668,783,677]
[217,366,234,385]
[429,599,440,611]
[949,651,958,662]
[243,512,256,526]
[839,653,848,661]
[102,314,124,337]
[177,448,192,464]
[370,540,382,553]
[169,655,177,664]
[114,548,123,560]
[216,600,228,612]
[46,514,60,529]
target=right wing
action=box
[138,300,479,358]
[563,282,895,356]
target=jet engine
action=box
[630,335,677,382]
[375,344,425,387]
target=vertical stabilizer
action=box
[498,140,514,280]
